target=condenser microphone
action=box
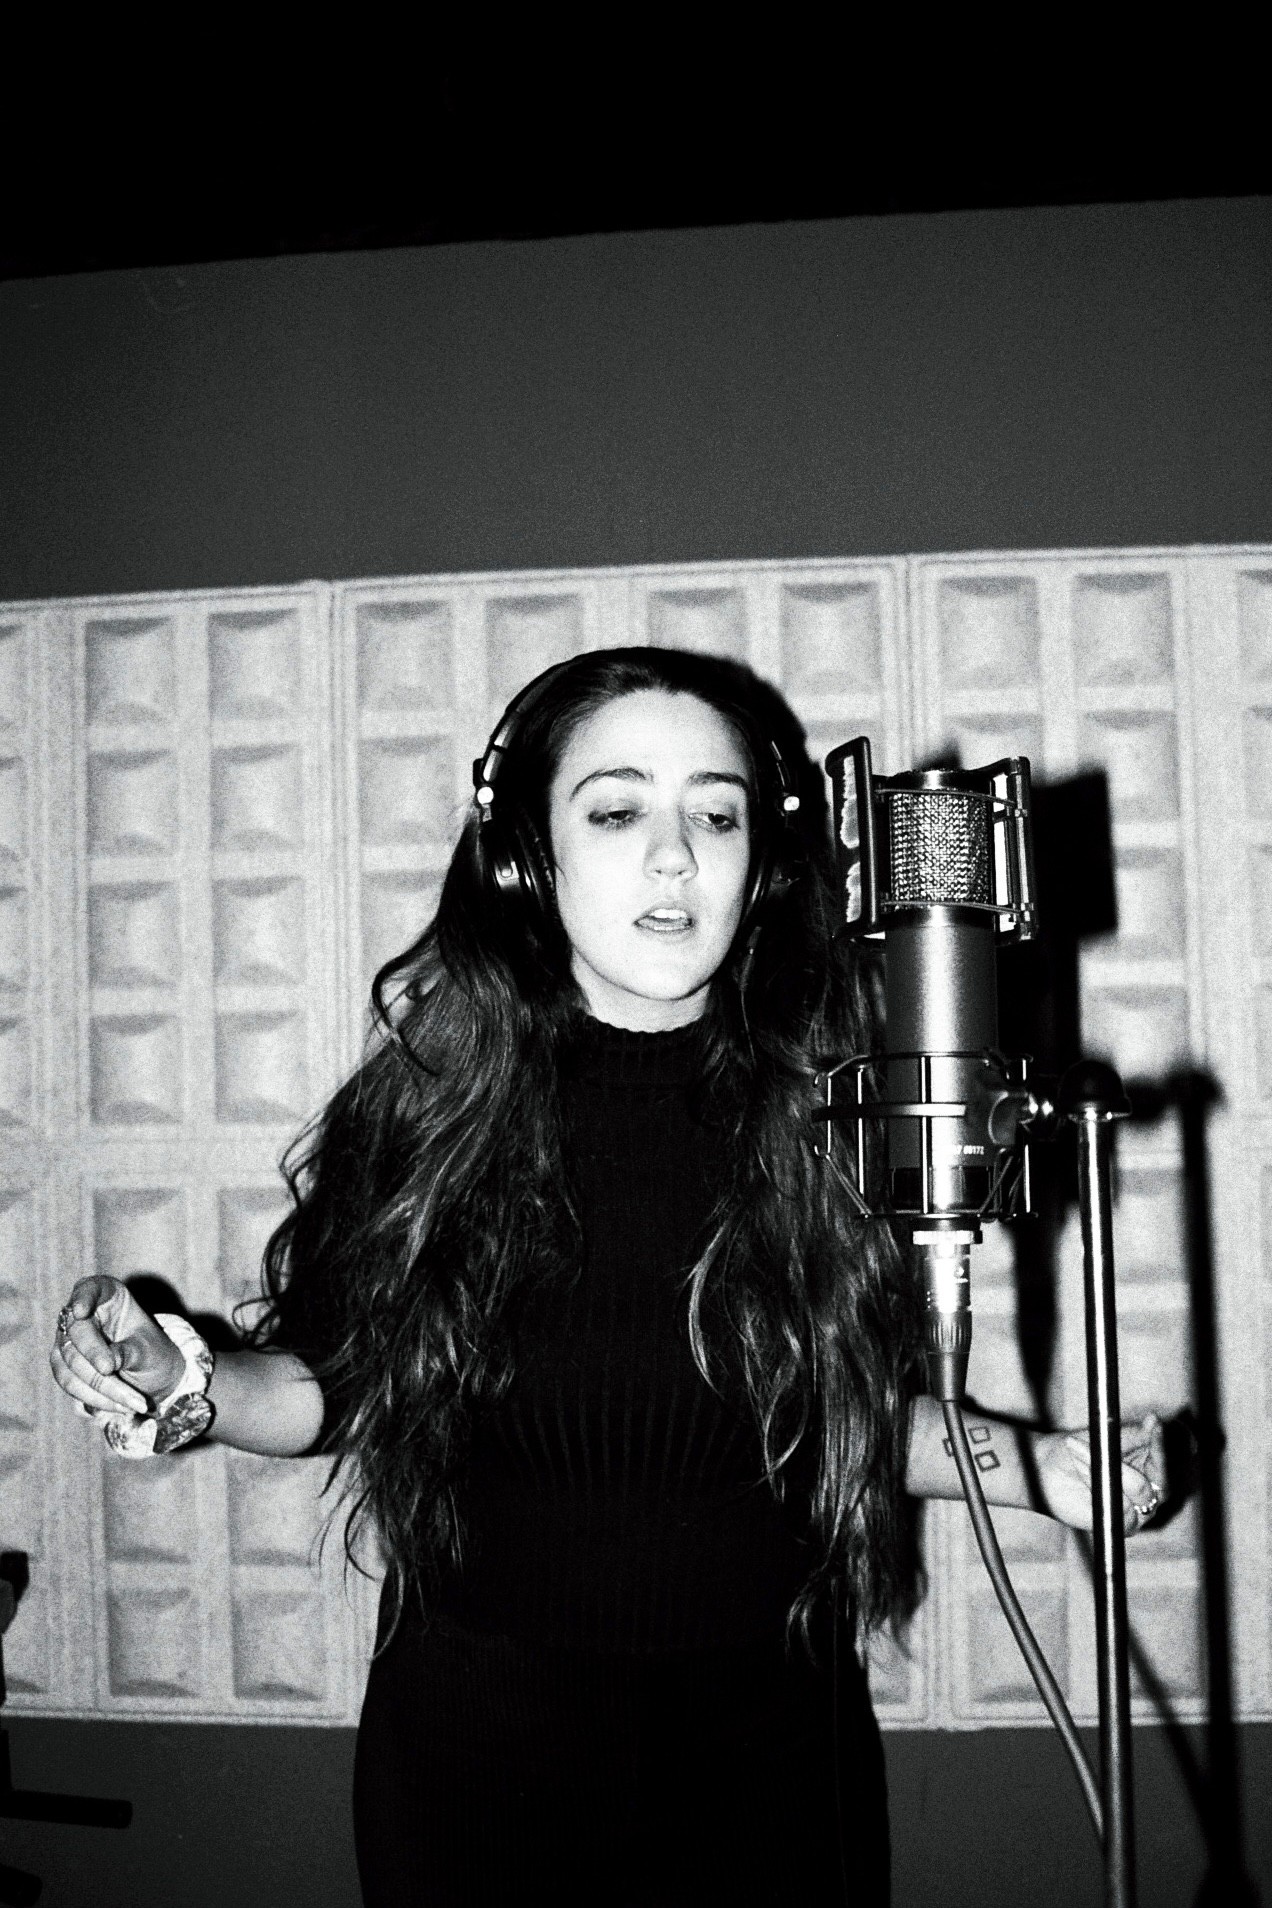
[822,739,1038,1400]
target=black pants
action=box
[353,1600,890,1906]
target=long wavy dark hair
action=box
[245,647,921,1646]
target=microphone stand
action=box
[1004,1059,1135,1907]
[1060,1060,1136,1908]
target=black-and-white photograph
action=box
[1,150,1269,1905]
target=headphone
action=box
[471,656,804,938]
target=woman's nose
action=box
[645,814,696,878]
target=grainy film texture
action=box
[1,551,1267,1728]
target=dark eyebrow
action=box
[569,767,751,799]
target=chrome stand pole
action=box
[1062,1061,1136,1908]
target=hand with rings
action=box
[1034,1411,1167,1535]
[50,1277,186,1419]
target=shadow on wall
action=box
[998,770,1261,1908]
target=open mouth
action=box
[636,907,694,934]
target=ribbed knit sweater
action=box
[436,1017,811,1653]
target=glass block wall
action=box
[1,547,1267,1728]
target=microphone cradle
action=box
[813,1043,1035,1222]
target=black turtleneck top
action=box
[435,1017,811,1654]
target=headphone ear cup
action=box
[478,814,555,918]
[477,818,524,903]
[510,815,555,916]
[739,850,773,938]
[738,826,803,939]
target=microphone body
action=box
[822,741,1038,1401]
[886,907,998,1401]
[885,909,997,1214]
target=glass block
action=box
[1237,570,1272,682]
[1073,574,1173,687]
[1110,848,1184,960]
[1255,991,1272,1098]
[85,617,176,725]
[214,1012,308,1123]
[1079,714,1178,822]
[937,577,1040,692]
[966,1580,1068,1703]
[1083,986,1190,1082]
[103,1460,196,1563]
[780,582,883,696]
[950,715,1044,773]
[985,1503,1067,1564]
[0,1187,31,1284]
[1251,848,1272,955]
[211,746,300,853]
[485,594,584,708]
[226,1452,324,1564]
[0,1016,31,1124]
[231,1588,326,1701]
[1115,1311,1189,1418]
[1244,710,1272,819]
[1127,1584,1203,1700]
[357,600,454,711]
[217,1186,290,1308]
[107,1586,203,1697]
[93,1188,185,1285]
[88,883,180,988]
[0,885,27,992]
[212,877,305,984]
[358,737,456,849]
[865,1625,921,1709]
[360,871,441,986]
[87,751,178,856]
[965,1313,1038,1419]
[89,1015,182,1125]
[0,624,26,734]
[0,1446,40,1554]
[0,1334,36,1433]
[0,1192,33,1430]
[0,1575,48,1693]
[208,608,299,720]
[1111,1169,1184,1283]
[0,756,28,863]
[1261,1166,1272,1263]
[645,588,747,659]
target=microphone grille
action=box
[888,789,991,906]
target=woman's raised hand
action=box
[49,1276,185,1419]
[1035,1411,1166,1536]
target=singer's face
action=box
[548,690,753,1031]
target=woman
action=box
[50,647,1164,1905]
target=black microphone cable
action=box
[942,1398,1103,1837]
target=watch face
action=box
[153,1391,214,1454]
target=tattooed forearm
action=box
[942,1421,1001,1474]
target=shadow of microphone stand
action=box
[1000,773,1260,1907]
[1123,1073,1261,1908]
[0,1552,132,1908]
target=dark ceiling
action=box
[5,156,1269,283]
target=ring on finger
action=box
[1136,1482,1162,1521]
[56,1304,76,1337]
